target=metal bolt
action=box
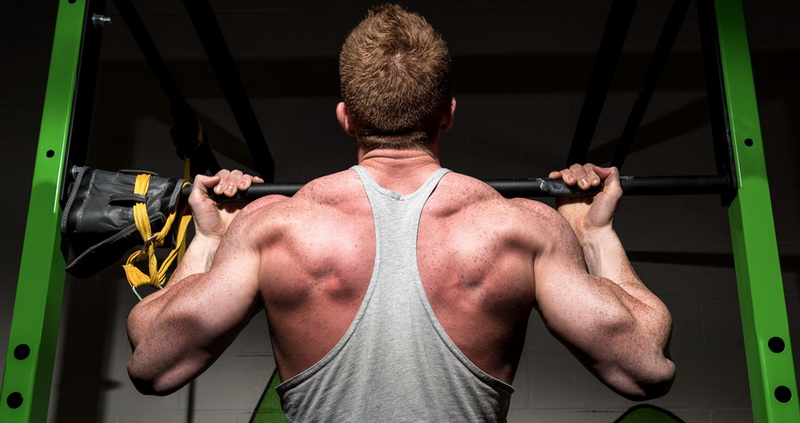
[92,13,112,28]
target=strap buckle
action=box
[131,284,163,302]
[140,234,160,253]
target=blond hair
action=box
[339,4,452,150]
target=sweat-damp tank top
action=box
[275,166,514,422]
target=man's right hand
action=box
[189,169,264,241]
[548,163,623,243]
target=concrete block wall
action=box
[1,1,798,421]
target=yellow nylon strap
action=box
[123,175,193,297]
[125,122,201,297]
[159,183,192,280]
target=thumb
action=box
[191,174,220,196]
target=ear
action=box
[440,97,456,131]
[337,102,357,136]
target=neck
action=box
[356,146,442,195]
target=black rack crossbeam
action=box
[612,0,692,169]
[185,174,729,202]
[62,0,107,206]
[182,0,275,180]
[567,0,638,166]
[114,0,182,105]
[113,0,221,176]
[697,0,738,205]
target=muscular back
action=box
[246,168,555,384]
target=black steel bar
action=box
[181,0,275,180]
[113,0,183,105]
[113,0,221,176]
[697,0,737,205]
[611,0,692,169]
[567,0,638,166]
[184,175,729,202]
[615,175,728,195]
[62,0,107,206]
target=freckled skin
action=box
[259,168,546,385]
[126,109,674,402]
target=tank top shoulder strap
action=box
[350,165,450,204]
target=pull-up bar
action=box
[486,174,729,197]
[183,174,730,202]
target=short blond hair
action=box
[339,4,452,150]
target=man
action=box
[127,4,675,421]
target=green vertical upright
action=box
[0,0,88,422]
[251,370,288,423]
[716,0,800,421]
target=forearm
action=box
[126,234,222,394]
[580,227,675,395]
[169,233,221,282]
[127,275,210,395]
[579,226,638,284]
[128,233,220,348]
[578,226,668,314]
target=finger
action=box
[589,164,611,179]
[190,175,221,207]
[233,171,266,191]
[555,167,578,186]
[212,170,231,195]
[568,163,592,190]
[548,170,562,179]
[221,169,245,196]
[194,174,220,193]
[583,164,602,187]
[238,174,258,190]
[597,166,622,198]
[588,165,616,185]
[605,166,622,191]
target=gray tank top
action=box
[276,165,514,422]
